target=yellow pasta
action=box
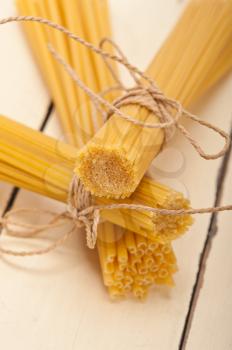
[98,223,178,299]
[74,0,232,198]
[11,0,232,298]
[16,0,179,298]
[15,0,232,242]
[0,114,192,243]
[0,113,179,298]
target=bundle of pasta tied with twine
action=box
[0,0,232,299]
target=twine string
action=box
[0,15,230,158]
[0,179,100,255]
[0,175,232,256]
[49,43,230,157]
[0,16,231,256]
[0,209,75,256]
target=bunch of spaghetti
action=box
[0,0,228,298]
[15,0,185,299]
[73,0,232,199]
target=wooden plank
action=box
[0,1,50,215]
[185,140,232,350]
[0,1,232,350]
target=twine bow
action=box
[0,16,231,257]
[48,27,230,160]
[0,15,230,159]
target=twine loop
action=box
[0,178,100,256]
[0,209,74,256]
[107,86,173,141]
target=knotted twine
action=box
[0,16,230,156]
[0,16,231,257]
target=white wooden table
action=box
[0,1,231,349]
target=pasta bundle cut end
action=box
[75,145,136,198]
[74,0,232,200]
[152,192,194,244]
[97,178,193,243]
[98,223,178,300]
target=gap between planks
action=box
[179,123,232,350]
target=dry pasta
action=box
[74,0,232,198]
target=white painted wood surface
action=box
[0,1,231,349]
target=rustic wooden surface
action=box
[0,1,231,349]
